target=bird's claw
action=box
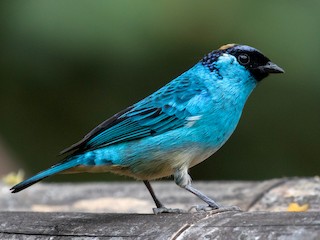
[188,205,242,213]
[153,207,187,214]
[188,205,216,212]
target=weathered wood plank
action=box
[3,177,320,213]
[174,211,320,240]
[2,180,275,213]
[1,178,320,239]
[0,211,319,240]
[0,211,205,239]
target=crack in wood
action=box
[170,224,191,240]
[0,230,139,238]
[246,178,290,211]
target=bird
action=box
[11,43,284,214]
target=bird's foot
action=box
[188,205,242,213]
[153,207,187,214]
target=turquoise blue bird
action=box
[11,44,284,213]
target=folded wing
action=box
[60,75,208,155]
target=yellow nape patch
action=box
[219,43,237,50]
[287,202,309,212]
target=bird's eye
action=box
[237,54,250,65]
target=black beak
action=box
[258,61,285,74]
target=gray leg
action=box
[143,180,186,214]
[143,180,164,208]
[184,184,220,209]
[174,168,228,212]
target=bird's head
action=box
[201,44,284,82]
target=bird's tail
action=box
[10,158,80,193]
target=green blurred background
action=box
[0,1,319,182]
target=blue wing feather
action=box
[60,74,209,155]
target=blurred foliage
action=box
[0,1,319,182]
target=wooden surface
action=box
[0,211,319,239]
[1,177,320,239]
